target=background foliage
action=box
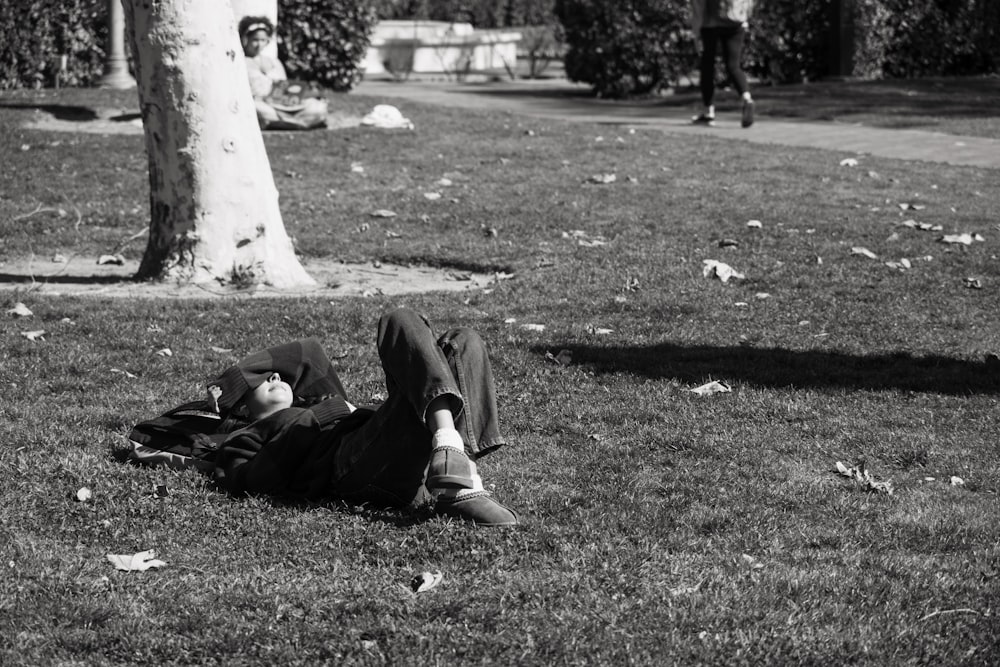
[555,0,694,98]
[0,0,997,93]
[277,0,377,91]
[0,0,107,89]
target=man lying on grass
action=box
[130,308,517,526]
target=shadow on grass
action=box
[0,102,141,123]
[0,272,134,285]
[539,342,1000,395]
[454,75,1000,125]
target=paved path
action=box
[354,79,1000,169]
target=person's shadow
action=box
[534,342,999,395]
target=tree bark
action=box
[122,0,315,288]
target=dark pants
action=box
[700,26,749,106]
[330,309,505,507]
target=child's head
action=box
[242,371,293,420]
[239,16,274,57]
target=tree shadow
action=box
[536,342,1000,395]
[0,272,136,285]
[0,102,99,121]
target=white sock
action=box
[431,428,464,451]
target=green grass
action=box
[1,84,999,665]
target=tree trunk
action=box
[122,0,315,289]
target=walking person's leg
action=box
[719,26,754,127]
[694,27,719,124]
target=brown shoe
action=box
[426,446,475,490]
[435,491,518,526]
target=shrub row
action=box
[0,0,376,91]
[0,0,107,89]
[559,0,1000,97]
[0,0,996,92]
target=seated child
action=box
[131,308,517,526]
[239,16,329,131]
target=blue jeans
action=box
[330,309,505,507]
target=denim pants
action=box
[330,308,505,506]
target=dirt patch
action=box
[0,255,496,299]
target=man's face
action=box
[243,30,270,57]
[244,372,293,419]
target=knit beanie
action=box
[205,338,349,415]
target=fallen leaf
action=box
[950,476,965,486]
[370,209,397,218]
[423,192,442,201]
[690,380,731,396]
[702,260,745,283]
[210,346,233,353]
[851,247,878,259]
[350,163,364,173]
[97,254,125,266]
[839,158,859,167]
[76,487,92,502]
[587,326,613,335]
[503,317,517,324]
[106,550,167,572]
[939,233,975,245]
[411,570,443,593]
[900,220,943,232]
[544,349,573,366]
[718,238,739,248]
[436,177,453,187]
[586,173,617,185]
[963,277,982,289]
[7,302,32,317]
[22,330,46,341]
[110,368,137,379]
[833,461,893,495]
[741,554,765,570]
[754,292,771,300]
[520,323,546,332]
[746,220,763,228]
[155,348,172,357]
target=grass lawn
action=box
[1,84,999,665]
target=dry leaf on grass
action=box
[690,380,731,396]
[851,247,878,259]
[746,219,763,228]
[7,302,32,317]
[76,487,92,502]
[585,173,617,184]
[106,550,166,572]
[839,158,859,167]
[110,368,137,379]
[520,323,546,332]
[835,461,894,495]
[97,254,125,266]
[155,348,172,357]
[370,209,397,218]
[411,571,443,593]
[702,260,745,283]
[545,349,573,366]
[21,330,46,341]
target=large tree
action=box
[122,0,315,289]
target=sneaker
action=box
[692,114,716,127]
[741,99,754,128]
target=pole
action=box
[98,0,136,88]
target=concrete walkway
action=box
[353,78,1000,169]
